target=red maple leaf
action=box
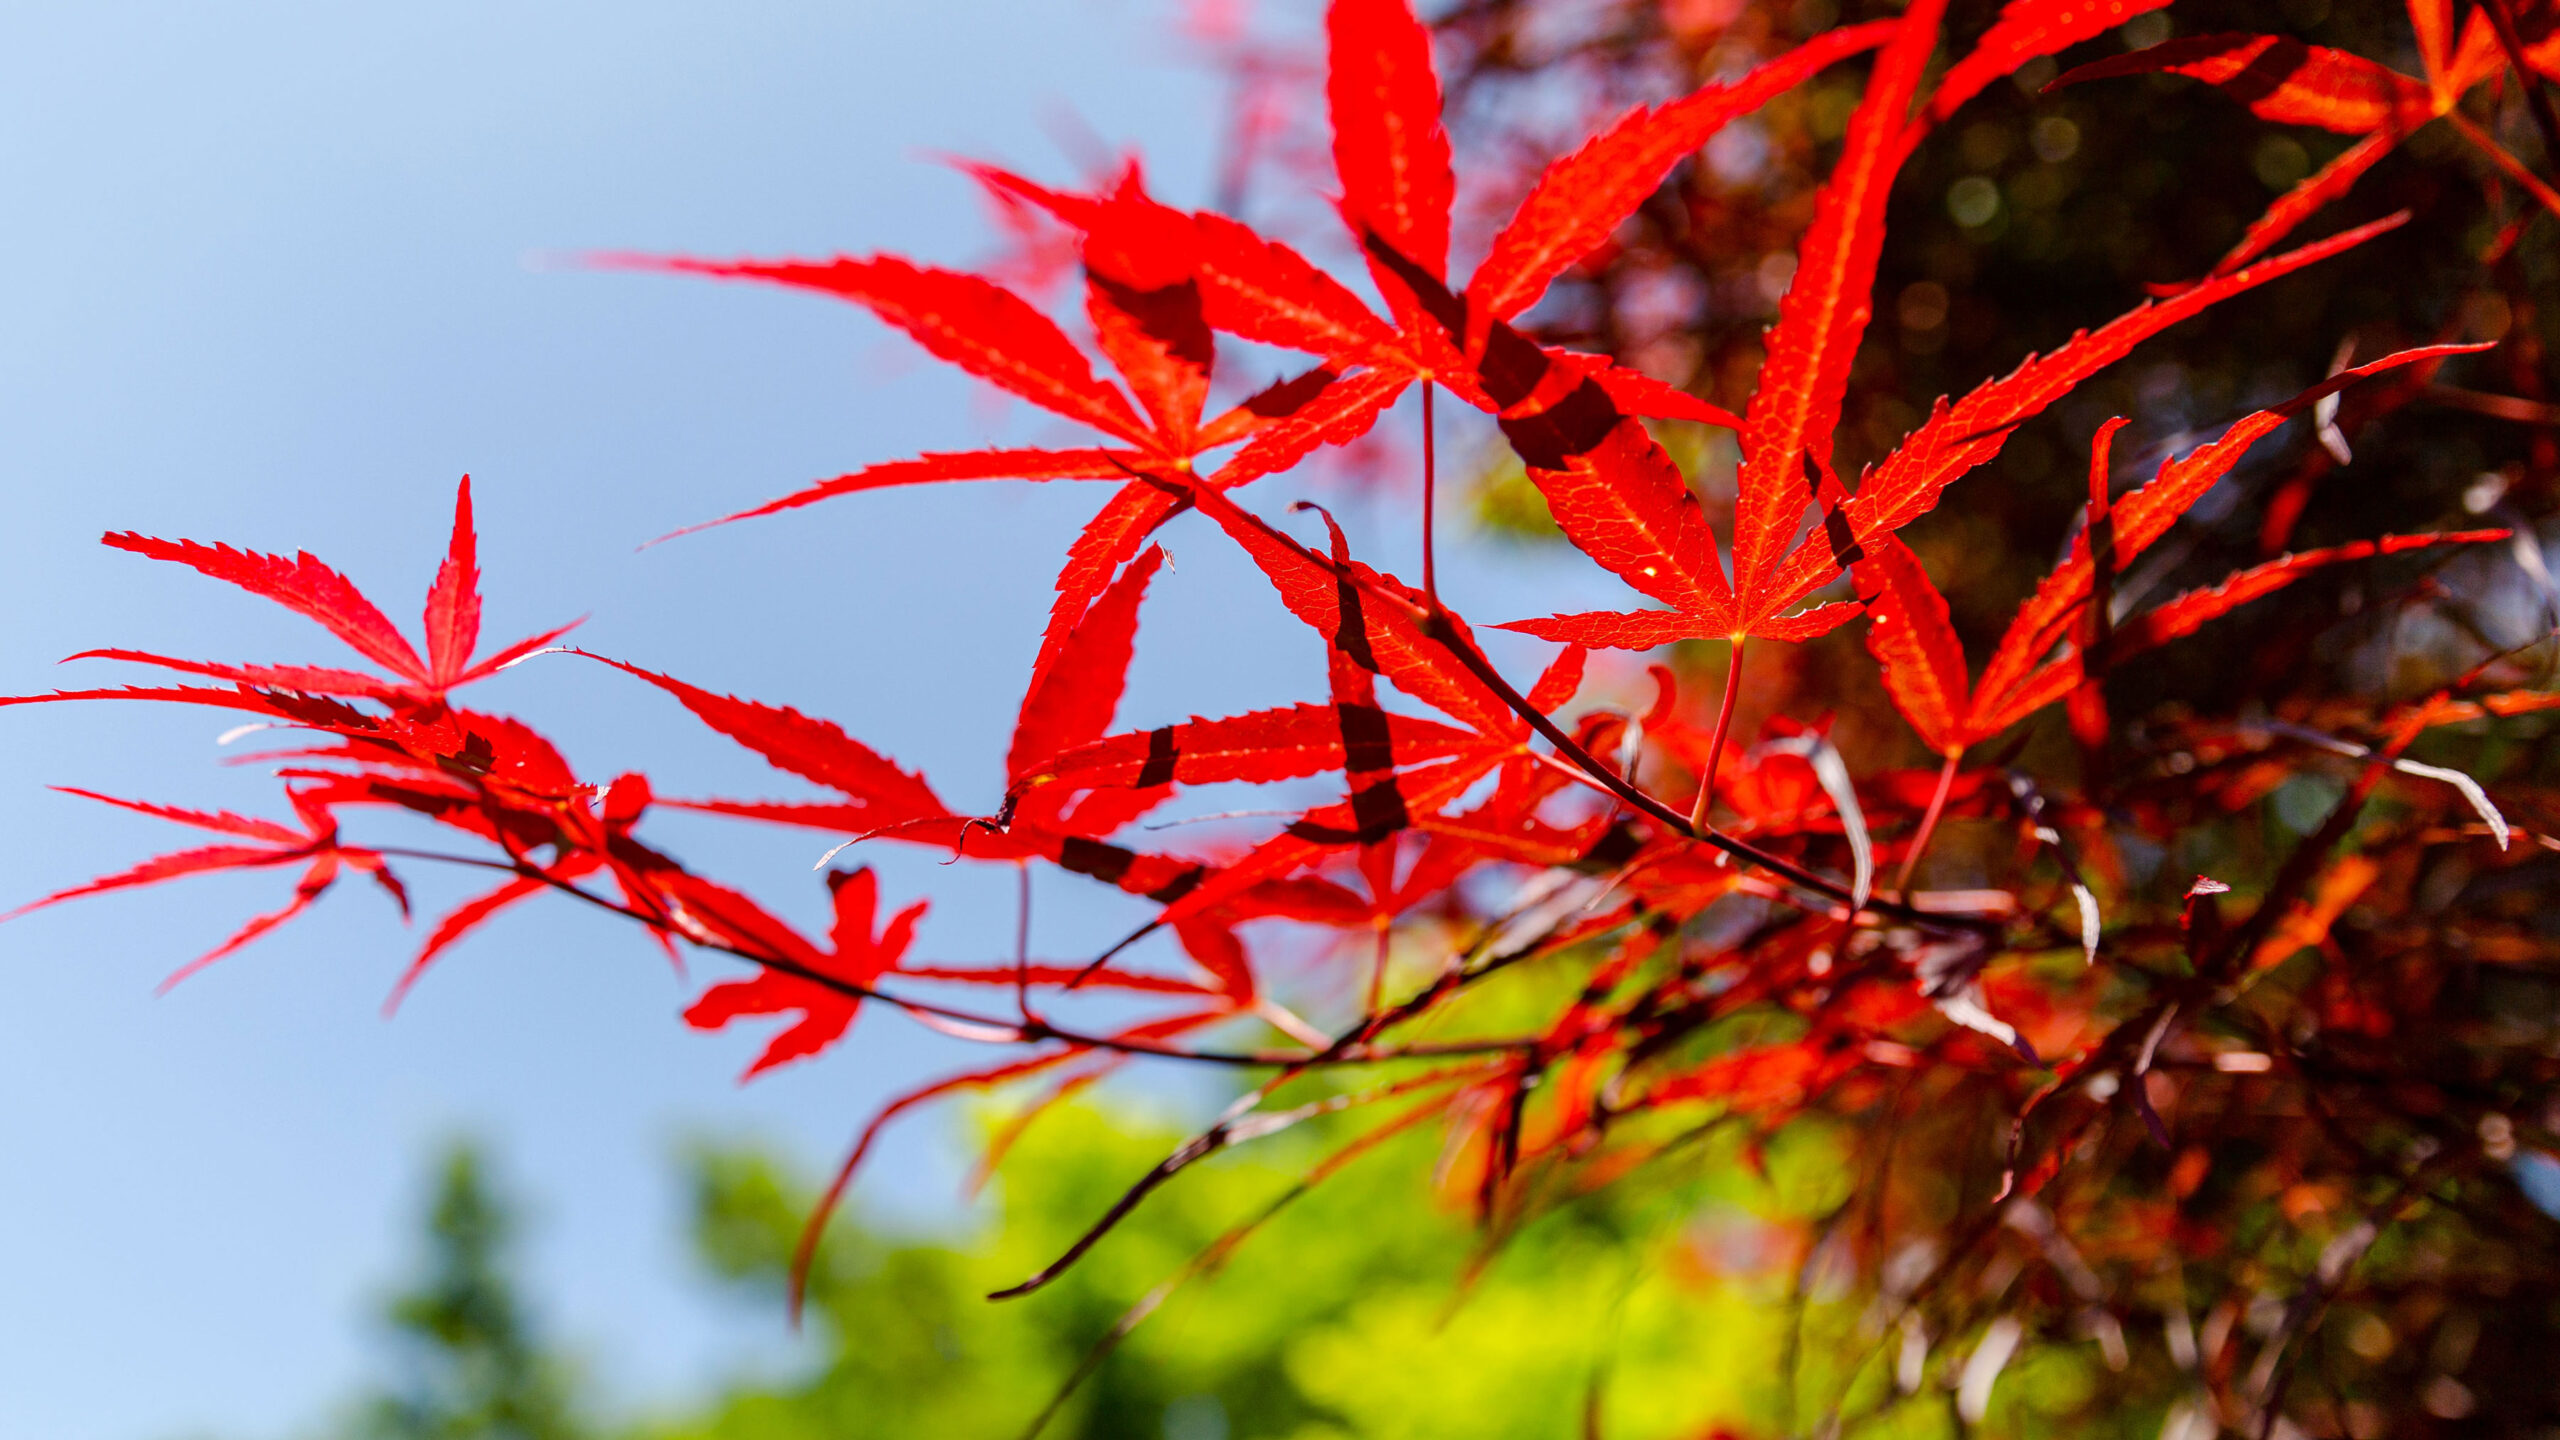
[71,477,576,704]
[677,866,928,1079]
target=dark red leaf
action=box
[2054,34,2434,134]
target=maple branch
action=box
[366,845,1526,1068]
[1015,1092,1448,1440]
[989,898,1615,1311]
[1688,638,1744,830]
[988,1064,1489,1300]
[1984,699,2442,1228]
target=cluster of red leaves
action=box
[15,0,2560,1433]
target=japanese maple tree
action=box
[16,0,2560,1434]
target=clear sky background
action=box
[0,3,1632,1436]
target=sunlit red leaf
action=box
[383,871,568,1016]
[1499,607,1702,650]
[1524,645,1587,714]
[1204,368,1412,489]
[0,684,321,720]
[1149,753,1505,931]
[1918,0,2172,130]
[1194,365,1345,450]
[1016,702,1478,797]
[1545,352,1746,430]
[593,656,950,827]
[6,841,313,918]
[1,786,391,992]
[1751,214,2409,617]
[103,532,428,684]
[1854,535,1969,756]
[631,254,1152,444]
[2203,130,2399,279]
[1728,0,1946,627]
[1326,0,1455,283]
[2412,0,2457,94]
[1067,175,1220,443]
[422,477,484,687]
[1012,546,1164,783]
[1191,211,1403,368]
[1467,21,1897,320]
[1500,415,1735,640]
[1977,343,2487,709]
[665,448,1137,537]
[1174,918,1257,1000]
[1186,489,1520,738]
[58,651,413,701]
[898,963,1211,995]
[679,866,927,1079]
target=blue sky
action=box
[0,3,1652,1433]
[0,2,1250,1433]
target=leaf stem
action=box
[1014,858,1033,1023]
[1895,750,1962,897]
[1421,381,1439,607]
[1689,637,1746,830]
[1368,915,1391,1018]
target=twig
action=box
[989,1063,1492,1299]
[364,846,1529,1068]
[1015,1092,1448,1439]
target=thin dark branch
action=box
[989,1065,1488,1300]
[365,846,1532,1068]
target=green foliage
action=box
[322,1144,587,1440]
[302,1104,2304,1440]
[624,1102,2095,1439]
